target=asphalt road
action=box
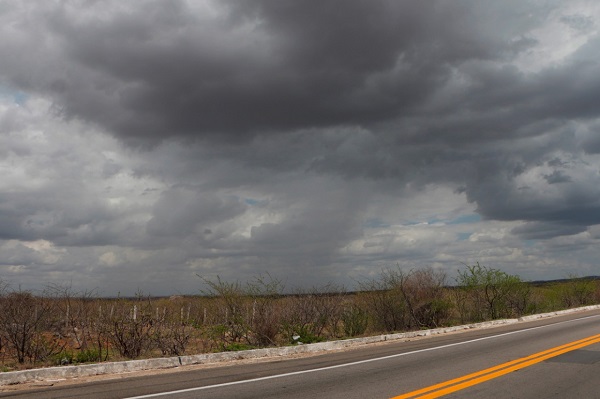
[3,309,600,399]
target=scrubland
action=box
[0,264,598,371]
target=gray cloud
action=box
[146,186,247,238]
[1,1,600,294]
[512,222,587,240]
[0,1,547,142]
[544,170,572,184]
[561,14,596,34]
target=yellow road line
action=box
[391,333,600,399]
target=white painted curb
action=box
[1,305,599,386]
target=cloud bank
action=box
[1,1,600,295]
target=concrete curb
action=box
[2,304,599,386]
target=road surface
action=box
[3,309,600,398]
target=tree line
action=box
[0,264,598,370]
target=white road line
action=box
[124,314,600,399]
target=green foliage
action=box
[223,342,256,351]
[455,263,530,321]
[199,276,251,345]
[423,298,454,326]
[288,325,326,344]
[76,348,101,363]
[53,348,102,365]
[560,275,596,308]
[53,351,74,366]
[341,306,369,337]
[204,324,229,351]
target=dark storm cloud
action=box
[0,0,546,143]
[469,163,600,239]
[1,0,600,271]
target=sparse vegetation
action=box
[0,265,598,370]
[454,263,530,322]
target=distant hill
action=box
[528,276,600,287]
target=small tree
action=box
[245,274,283,347]
[341,302,369,337]
[100,295,155,359]
[357,269,408,332]
[153,301,192,356]
[46,284,102,360]
[200,276,251,348]
[398,268,452,329]
[455,263,529,321]
[559,275,596,308]
[0,288,60,364]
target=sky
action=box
[1,1,600,296]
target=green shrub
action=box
[223,342,256,351]
[53,351,74,366]
[75,349,101,363]
[341,306,369,337]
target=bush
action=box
[0,288,60,364]
[280,285,345,343]
[76,348,101,363]
[341,305,369,337]
[454,263,530,321]
[358,270,408,332]
[223,342,256,351]
[0,267,597,368]
[100,298,155,359]
[398,268,452,328]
